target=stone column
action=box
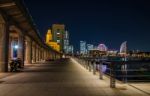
[43,50,45,60]
[32,42,36,63]
[36,45,39,62]
[49,51,51,59]
[52,53,54,59]
[9,37,12,61]
[43,49,45,61]
[41,48,44,61]
[51,52,54,59]
[55,54,57,59]
[47,51,50,59]
[38,47,41,61]
[46,50,48,59]
[40,48,42,61]
[53,53,56,60]
[48,51,50,59]
[45,50,48,59]
[55,53,57,60]
[0,14,9,72]
[50,51,52,59]
[44,50,47,60]
[18,32,25,67]
[25,37,32,64]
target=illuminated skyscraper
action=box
[46,29,52,43]
[45,29,60,52]
[68,45,74,54]
[80,41,87,54]
[63,30,69,54]
[87,44,94,53]
[46,24,71,54]
[52,24,65,52]
[120,41,127,54]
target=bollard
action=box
[81,59,84,66]
[84,60,86,68]
[99,62,103,80]
[83,59,86,68]
[93,62,96,75]
[83,60,86,68]
[121,63,127,83]
[89,61,92,72]
[86,60,89,70]
[110,62,116,88]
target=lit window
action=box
[57,40,60,43]
[57,32,60,35]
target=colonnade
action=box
[0,14,61,72]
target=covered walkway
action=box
[0,0,61,72]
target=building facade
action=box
[52,24,65,52]
[87,44,94,53]
[46,24,72,54]
[63,30,69,54]
[68,45,74,54]
[45,29,60,52]
[80,41,87,54]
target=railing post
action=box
[86,59,88,69]
[89,60,92,72]
[93,61,96,75]
[87,60,89,70]
[110,62,116,88]
[99,61,103,80]
[121,62,127,83]
[83,59,86,68]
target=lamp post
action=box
[13,45,19,59]
[14,45,19,49]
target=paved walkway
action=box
[128,83,150,95]
[0,58,149,96]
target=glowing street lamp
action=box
[14,45,19,49]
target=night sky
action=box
[24,0,150,52]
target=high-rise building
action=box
[45,29,60,52]
[87,44,94,53]
[52,24,65,52]
[45,24,72,54]
[80,41,87,54]
[63,30,69,54]
[46,29,52,43]
[68,45,74,54]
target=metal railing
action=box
[74,56,150,88]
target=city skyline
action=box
[24,0,150,51]
[0,1,150,95]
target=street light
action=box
[14,45,19,49]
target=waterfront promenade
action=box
[0,58,149,96]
